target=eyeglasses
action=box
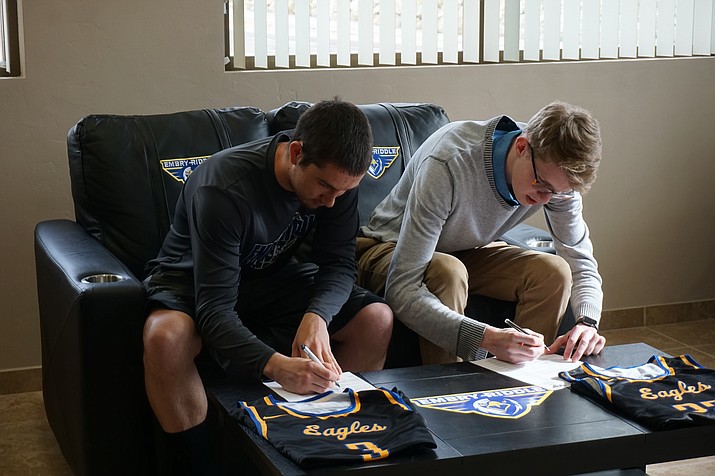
[528,144,572,196]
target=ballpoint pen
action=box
[504,318,551,352]
[300,344,340,387]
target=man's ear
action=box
[514,135,529,155]
[288,141,303,166]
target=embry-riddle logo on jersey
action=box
[369,147,400,179]
[160,156,211,183]
[412,385,552,419]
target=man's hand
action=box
[292,312,342,376]
[481,326,546,363]
[262,352,338,395]
[548,324,606,362]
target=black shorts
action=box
[144,262,384,358]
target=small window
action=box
[1,0,22,77]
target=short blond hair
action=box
[523,101,602,193]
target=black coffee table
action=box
[206,343,714,475]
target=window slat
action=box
[692,0,713,55]
[0,5,5,66]
[401,0,417,64]
[462,0,480,63]
[581,0,600,59]
[543,0,561,61]
[337,1,351,66]
[231,0,246,69]
[358,0,373,66]
[443,0,459,64]
[483,0,500,62]
[601,0,620,59]
[274,0,289,68]
[619,0,638,58]
[657,0,676,57]
[422,0,438,64]
[523,0,540,62]
[563,0,581,60]
[675,0,695,56]
[254,0,268,68]
[295,0,310,67]
[316,0,330,67]
[503,0,520,62]
[380,0,396,65]
[639,0,657,57]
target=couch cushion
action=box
[357,103,450,226]
[267,102,450,227]
[68,107,270,278]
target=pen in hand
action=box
[504,319,551,352]
[300,344,341,387]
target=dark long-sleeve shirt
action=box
[147,133,359,377]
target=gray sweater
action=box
[361,117,603,360]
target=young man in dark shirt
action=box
[142,99,393,474]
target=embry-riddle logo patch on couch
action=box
[412,385,552,419]
[369,147,400,179]
[160,156,211,183]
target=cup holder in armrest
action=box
[80,273,126,284]
[524,239,554,250]
[499,224,556,254]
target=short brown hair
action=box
[523,101,602,193]
[293,98,373,177]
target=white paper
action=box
[472,354,582,390]
[263,371,376,402]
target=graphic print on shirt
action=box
[412,385,552,419]
[243,211,316,270]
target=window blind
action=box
[227,0,715,70]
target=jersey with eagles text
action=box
[235,388,436,467]
[560,354,715,430]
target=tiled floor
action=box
[1,320,714,475]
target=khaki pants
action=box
[356,237,572,364]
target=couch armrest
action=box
[34,219,155,475]
[499,223,556,254]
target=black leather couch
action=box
[34,101,569,475]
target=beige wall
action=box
[1,0,714,370]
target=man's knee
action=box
[144,310,201,363]
[355,302,393,341]
[535,254,572,291]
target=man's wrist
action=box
[575,316,599,330]
[304,311,329,326]
[262,352,283,381]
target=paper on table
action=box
[263,371,376,402]
[472,354,582,390]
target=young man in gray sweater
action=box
[357,101,606,365]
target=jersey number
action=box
[345,442,389,461]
